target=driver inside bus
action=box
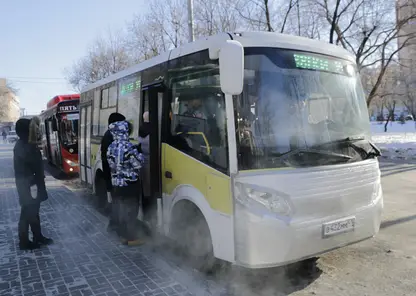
[183,98,206,119]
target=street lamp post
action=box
[187,0,195,42]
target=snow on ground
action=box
[371,121,416,161]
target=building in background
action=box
[0,78,20,123]
[396,0,416,121]
[397,0,416,70]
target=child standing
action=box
[106,120,144,245]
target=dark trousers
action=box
[18,203,42,243]
[118,198,139,241]
[113,185,140,241]
[108,193,119,228]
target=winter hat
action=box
[108,113,126,126]
[15,118,31,142]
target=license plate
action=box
[322,217,355,238]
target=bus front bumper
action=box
[234,194,383,269]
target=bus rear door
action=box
[79,103,92,185]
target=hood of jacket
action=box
[28,116,41,144]
[109,121,130,141]
[15,118,31,142]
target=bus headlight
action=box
[64,159,78,167]
[235,182,294,218]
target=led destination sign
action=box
[293,53,345,74]
[120,77,141,96]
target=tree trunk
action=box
[264,0,273,32]
[329,0,341,44]
[384,115,391,132]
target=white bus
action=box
[79,31,383,269]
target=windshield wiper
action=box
[314,136,381,159]
[352,140,381,158]
[272,147,353,164]
[315,135,366,147]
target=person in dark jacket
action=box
[101,112,126,232]
[107,120,144,245]
[14,117,53,250]
[2,130,7,143]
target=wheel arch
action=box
[92,159,103,194]
[167,186,219,259]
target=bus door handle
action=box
[165,171,173,179]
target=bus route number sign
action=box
[58,105,78,113]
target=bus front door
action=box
[141,82,164,230]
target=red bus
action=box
[39,94,80,175]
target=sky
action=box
[0,0,149,115]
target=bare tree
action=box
[237,0,416,107]
[127,15,166,62]
[235,0,300,33]
[289,0,326,38]
[149,0,187,48]
[126,0,187,63]
[365,63,402,130]
[194,0,241,37]
[383,96,397,131]
[65,29,133,91]
[0,82,15,122]
[310,0,416,106]
[0,95,11,122]
[4,81,19,96]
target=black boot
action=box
[34,236,54,246]
[19,240,40,251]
[31,211,54,246]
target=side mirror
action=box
[219,40,244,95]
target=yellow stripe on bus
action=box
[162,143,233,215]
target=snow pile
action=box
[371,122,416,161]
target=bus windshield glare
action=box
[59,114,79,152]
[235,48,372,170]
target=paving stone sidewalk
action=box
[0,144,217,296]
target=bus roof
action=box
[81,31,355,93]
[46,94,80,109]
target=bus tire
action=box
[172,201,217,273]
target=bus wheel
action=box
[173,202,217,273]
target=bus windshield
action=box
[59,113,79,152]
[235,48,371,170]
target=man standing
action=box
[107,120,144,245]
[2,130,7,143]
[14,118,53,250]
[101,113,126,232]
